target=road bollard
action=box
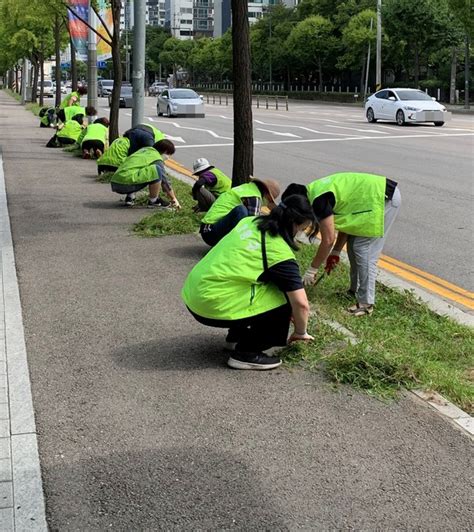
[257,95,259,108]
[276,96,279,110]
[286,96,289,111]
[226,94,228,106]
[266,96,269,109]
[219,94,222,105]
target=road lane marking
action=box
[327,124,390,134]
[146,117,186,142]
[174,131,474,149]
[254,119,366,137]
[152,119,233,140]
[256,128,301,138]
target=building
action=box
[213,0,279,38]
[165,0,194,39]
[147,0,167,27]
[193,0,213,38]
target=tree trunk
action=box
[32,60,39,103]
[464,33,470,110]
[39,55,45,107]
[318,56,323,92]
[414,44,420,88]
[231,0,253,186]
[54,14,62,107]
[15,67,20,94]
[450,46,457,105]
[71,38,78,92]
[360,58,366,98]
[109,0,123,142]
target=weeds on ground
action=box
[133,177,202,237]
[25,102,41,115]
[283,244,474,412]
[96,171,114,183]
[3,88,20,101]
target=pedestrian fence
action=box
[204,93,289,111]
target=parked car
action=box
[37,80,54,98]
[157,88,205,118]
[149,81,168,96]
[108,83,133,108]
[98,79,114,97]
[365,88,451,127]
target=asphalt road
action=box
[2,92,473,530]
[99,97,474,291]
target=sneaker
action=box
[227,351,282,371]
[123,195,135,207]
[147,197,172,209]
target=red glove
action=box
[325,254,340,274]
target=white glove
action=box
[303,267,319,286]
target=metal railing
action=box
[204,93,289,111]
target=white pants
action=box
[347,187,401,305]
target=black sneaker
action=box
[227,352,282,370]
[124,195,135,207]
[147,197,171,209]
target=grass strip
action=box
[133,176,202,237]
[3,88,21,101]
[26,102,41,116]
[285,244,474,412]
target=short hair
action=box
[154,139,175,155]
[85,105,97,116]
[78,86,88,95]
[94,117,110,127]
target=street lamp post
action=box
[376,0,382,90]
[132,0,146,126]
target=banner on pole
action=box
[67,0,89,61]
[96,0,113,62]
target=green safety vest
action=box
[151,125,165,142]
[97,137,130,168]
[112,146,163,185]
[307,172,387,238]
[40,108,54,127]
[202,182,261,224]
[208,168,231,197]
[60,91,80,109]
[57,120,84,141]
[81,123,108,147]
[182,217,295,320]
[64,105,85,122]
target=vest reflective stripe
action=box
[81,123,108,146]
[64,105,85,122]
[57,120,84,141]
[97,137,130,168]
[202,182,261,224]
[60,91,80,109]
[307,173,387,237]
[112,146,163,185]
[182,217,295,320]
[208,168,231,196]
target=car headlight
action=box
[404,106,420,111]
[441,106,447,112]
[171,103,177,109]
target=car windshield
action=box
[102,80,113,86]
[170,90,198,99]
[396,90,433,101]
[43,81,52,87]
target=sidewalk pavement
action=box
[0,91,472,530]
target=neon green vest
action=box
[182,217,295,320]
[202,182,262,224]
[151,125,165,142]
[208,168,231,196]
[97,137,130,169]
[307,173,387,237]
[57,120,84,141]
[64,105,85,122]
[81,123,108,147]
[112,146,163,185]
[60,91,80,109]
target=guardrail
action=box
[204,93,289,111]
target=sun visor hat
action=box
[251,178,280,205]
[193,158,214,175]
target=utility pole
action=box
[364,18,374,100]
[20,58,28,104]
[465,34,470,110]
[87,0,98,111]
[132,0,146,126]
[376,0,382,91]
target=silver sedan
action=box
[157,88,205,118]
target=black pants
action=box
[189,303,291,353]
[98,164,117,175]
[82,140,104,152]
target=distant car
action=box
[149,81,168,96]
[108,83,133,108]
[37,80,54,98]
[98,79,114,97]
[157,88,205,117]
[365,88,451,127]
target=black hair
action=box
[93,117,110,127]
[72,114,85,124]
[85,105,97,116]
[77,86,88,95]
[256,194,318,250]
[154,139,176,155]
[281,183,308,202]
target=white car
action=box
[157,88,205,118]
[37,80,54,98]
[365,88,451,127]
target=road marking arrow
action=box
[165,135,186,143]
[256,128,301,138]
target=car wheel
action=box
[366,107,377,123]
[167,105,174,118]
[157,105,163,117]
[396,109,405,126]
[434,121,444,127]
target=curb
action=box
[0,151,48,531]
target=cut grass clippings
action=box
[133,176,202,237]
[284,244,474,413]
